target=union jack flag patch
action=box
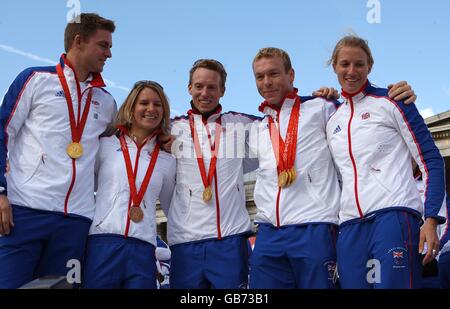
[393,251,403,258]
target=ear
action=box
[188,84,193,96]
[220,86,225,97]
[368,64,373,74]
[333,63,337,74]
[72,34,83,50]
[289,68,295,85]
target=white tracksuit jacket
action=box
[249,91,341,227]
[167,106,258,246]
[89,134,176,246]
[326,82,446,225]
[0,54,117,219]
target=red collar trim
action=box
[341,80,369,99]
[60,54,106,88]
[258,88,298,113]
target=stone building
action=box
[425,110,450,195]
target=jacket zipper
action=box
[347,98,364,218]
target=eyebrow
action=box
[98,40,112,48]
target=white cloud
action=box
[0,44,55,65]
[0,43,129,92]
[103,79,130,92]
[419,108,435,119]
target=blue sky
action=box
[1,0,449,118]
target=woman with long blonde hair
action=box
[83,81,175,288]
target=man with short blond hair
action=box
[167,58,258,289]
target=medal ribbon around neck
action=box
[119,133,160,221]
[268,96,301,187]
[188,113,222,201]
[56,63,93,159]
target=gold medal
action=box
[203,186,213,203]
[291,167,297,183]
[286,168,293,187]
[66,142,83,159]
[129,206,144,223]
[286,168,297,187]
[203,186,212,202]
[278,170,288,188]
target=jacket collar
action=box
[341,80,371,102]
[187,101,222,123]
[59,53,106,88]
[258,88,298,117]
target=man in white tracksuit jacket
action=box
[248,47,341,289]
[168,59,258,288]
[0,13,117,288]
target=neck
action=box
[130,127,155,146]
[274,88,295,106]
[201,109,218,119]
[272,101,283,107]
[65,52,90,82]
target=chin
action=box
[145,126,160,134]
[343,86,359,94]
[94,64,105,72]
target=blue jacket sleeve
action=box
[392,100,446,223]
[0,68,36,192]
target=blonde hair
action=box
[328,35,374,68]
[253,47,292,73]
[114,81,170,135]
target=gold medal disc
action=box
[278,171,288,188]
[129,206,144,223]
[203,186,213,203]
[290,168,297,184]
[286,169,292,187]
[66,142,83,159]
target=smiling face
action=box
[188,67,224,114]
[253,56,294,106]
[333,46,372,94]
[131,87,164,138]
[78,29,112,74]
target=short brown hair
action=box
[253,47,292,73]
[114,81,171,135]
[64,13,115,52]
[328,35,374,68]
[189,59,227,90]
